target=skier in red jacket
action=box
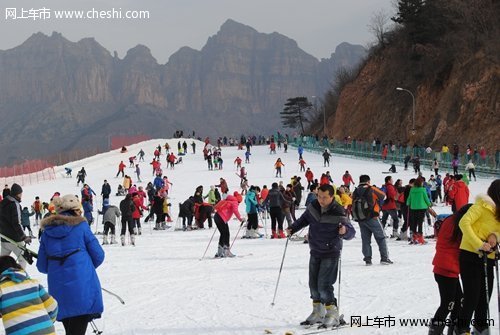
[342,171,355,191]
[428,204,471,334]
[116,161,126,178]
[448,175,470,212]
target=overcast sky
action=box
[0,0,395,63]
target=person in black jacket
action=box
[179,197,195,230]
[119,194,135,246]
[0,183,31,268]
[152,192,165,230]
[2,184,10,198]
[101,180,111,200]
[286,184,355,328]
[262,182,286,239]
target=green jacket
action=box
[204,189,217,205]
[406,186,431,210]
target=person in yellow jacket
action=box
[162,196,173,225]
[123,175,132,192]
[338,186,352,219]
[455,179,500,335]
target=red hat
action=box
[233,191,242,203]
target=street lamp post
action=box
[396,87,415,135]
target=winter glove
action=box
[23,236,32,245]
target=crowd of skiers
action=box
[0,133,498,335]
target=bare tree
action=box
[368,9,391,46]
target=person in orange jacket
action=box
[274,158,284,178]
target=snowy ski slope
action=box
[11,139,498,335]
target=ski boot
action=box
[120,235,125,246]
[130,235,135,246]
[138,228,142,235]
[320,304,340,328]
[300,301,325,326]
[396,230,408,241]
[244,229,252,239]
[278,230,286,239]
[223,246,235,258]
[249,229,262,238]
[271,230,278,239]
[471,327,490,335]
[428,318,445,335]
[110,235,117,244]
[215,245,225,258]
[102,235,109,245]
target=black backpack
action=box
[352,187,373,222]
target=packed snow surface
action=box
[13,139,498,335]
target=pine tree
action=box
[391,0,425,26]
[281,97,312,134]
[392,0,445,44]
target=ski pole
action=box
[338,253,342,311]
[263,211,268,238]
[90,320,103,334]
[271,237,289,306]
[495,247,500,335]
[200,227,217,261]
[101,287,125,304]
[483,252,491,322]
[230,220,245,249]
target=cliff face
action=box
[0,19,365,164]
[325,2,500,153]
[328,50,499,151]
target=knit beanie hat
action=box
[10,184,23,197]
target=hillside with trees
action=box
[314,0,499,153]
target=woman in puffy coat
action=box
[213,195,244,257]
[454,179,500,335]
[37,194,105,335]
[428,204,471,335]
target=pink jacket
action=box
[216,195,242,223]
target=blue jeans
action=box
[309,255,339,306]
[359,217,389,261]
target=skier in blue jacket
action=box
[37,194,105,335]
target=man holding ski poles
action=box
[0,183,32,269]
[286,184,355,329]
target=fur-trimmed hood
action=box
[40,214,87,230]
[476,194,496,212]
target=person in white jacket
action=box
[465,160,476,181]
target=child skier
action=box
[0,256,58,334]
[21,207,35,237]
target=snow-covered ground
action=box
[11,139,498,335]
